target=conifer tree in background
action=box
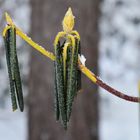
[28,0,100,140]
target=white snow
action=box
[79,54,86,66]
[0,108,27,140]
[99,0,140,140]
[0,0,30,140]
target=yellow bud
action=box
[5,12,13,25]
[62,7,75,33]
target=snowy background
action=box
[0,0,140,140]
[0,0,30,140]
[99,0,140,140]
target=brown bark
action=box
[28,0,100,140]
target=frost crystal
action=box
[79,54,86,66]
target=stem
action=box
[78,61,140,103]
[138,82,140,136]
[96,78,140,102]
[4,13,140,103]
[16,27,55,61]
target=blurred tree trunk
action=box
[28,0,100,140]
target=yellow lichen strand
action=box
[62,7,75,33]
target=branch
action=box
[4,13,140,103]
[78,61,140,102]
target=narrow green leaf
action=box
[54,42,60,121]
[66,39,79,121]
[54,65,60,120]
[54,42,67,129]
[4,28,17,111]
[11,27,24,112]
[77,41,81,91]
[9,27,16,80]
[14,53,24,112]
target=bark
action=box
[28,0,100,140]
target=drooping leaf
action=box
[14,53,24,112]
[4,27,17,111]
[4,26,24,112]
[54,41,61,120]
[54,41,67,129]
[77,41,81,92]
[66,39,80,121]
[11,27,24,112]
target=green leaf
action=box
[77,41,81,91]
[66,39,80,121]
[54,41,67,129]
[14,53,24,112]
[4,27,24,112]
[4,27,17,111]
[12,27,24,112]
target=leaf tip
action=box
[5,12,13,25]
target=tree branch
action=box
[4,13,140,103]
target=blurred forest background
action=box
[0,0,140,140]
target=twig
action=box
[4,12,140,103]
